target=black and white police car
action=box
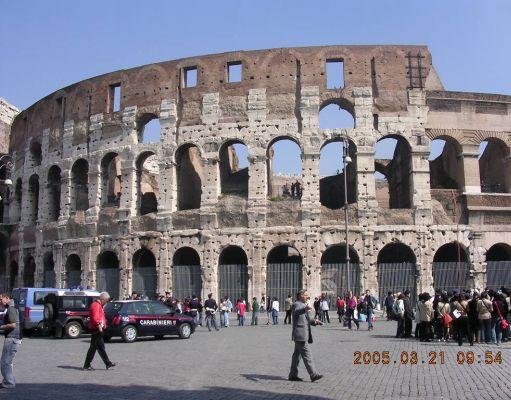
[104,300,196,343]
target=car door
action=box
[133,301,157,336]
[151,301,177,335]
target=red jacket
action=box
[88,300,106,332]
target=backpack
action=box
[391,301,401,320]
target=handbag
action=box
[442,313,453,327]
[494,302,509,330]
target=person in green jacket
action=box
[251,297,259,325]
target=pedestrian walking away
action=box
[83,292,116,371]
[0,293,22,388]
[284,294,293,324]
[288,289,323,383]
[251,297,259,325]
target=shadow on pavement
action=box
[241,374,288,382]
[10,384,332,400]
[56,366,85,371]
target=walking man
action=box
[251,297,259,325]
[0,293,21,388]
[204,293,220,331]
[288,290,323,382]
[83,292,116,370]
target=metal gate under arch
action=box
[432,262,469,293]
[67,270,81,288]
[218,264,248,302]
[321,263,361,309]
[172,265,202,300]
[133,266,157,299]
[377,262,417,305]
[266,263,302,307]
[486,261,511,290]
[96,268,120,300]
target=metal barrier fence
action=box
[321,263,361,309]
[133,266,158,299]
[486,261,511,290]
[432,261,468,293]
[266,263,302,308]
[218,264,248,302]
[96,268,120,299]
[377,262,417,305]
[172,265,202,300]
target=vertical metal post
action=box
[343,138,351,293]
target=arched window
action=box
[136,152,159,215]
[172,247,202,299]
[429,137,464,190]
[101,153,122,206]
[71,159,89,212]
[432,242,470,292]
[218,246,248,302]
[23,255,35,287]
[219,141,248,197]
[319,102,354,130]
[478,138,510,193]
[267,138,302,199]
[43,252,55,287]
[47,165,62,221]
[137,113,161,144]
[266,245,303,307]
[319,139,357,209]
[374,136,413,209]
[29,141,42,167]
[321,244,360,303]
[132,248,157,299]
[96,251,120,299]
[65,254,82,288]
[377,243,417,304]
[485,243,511,290]
[176,145,203,210]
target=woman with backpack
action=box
[477,291,493,344]
[437,293,451,341]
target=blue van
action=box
[11,287,60,332]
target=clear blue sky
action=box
[1,0,509,175]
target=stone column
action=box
[461,144,482,194]
[118,239,131,299]
[157,238,171,294]
[88,240,101,290]
[469,231,486,290]
[250,234,264,300]
[247,152,267,228]
[58,169,71,222]
[356,144,378,226]
[118,156,137,233]
[87,161,101,219]
[362,231,376,294]
[54,243,63,288]
[300,152,321,227]
[201,234,217,297]
[305,232,321,294]
[200,154,219,229]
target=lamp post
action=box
[0,155,13,201]
[342,138,352,293]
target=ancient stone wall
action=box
[3,46,511,300]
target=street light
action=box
[0,155,13,201]
[342,138,352,293]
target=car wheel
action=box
[122,325,138,343]
[43,303,54,321]
[37,321,50,336]
[65,321,83,339]
[178,323,192,339]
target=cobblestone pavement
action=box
[5,313,511,400]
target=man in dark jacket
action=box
[403,290,414,338]
[288,290,323,382]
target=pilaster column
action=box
[461,144,482,194]
[201,233,217,297]
[362,231,375,294]
[54,243,63,288]
[305,232,321,294]
[200,154,219,229]
[87,162,101,218]
[118,157,137,220]
[250,235,264,300]
[247,152,267,228]
[157,238,171,294]
[356,145,378,226]
[469,231,486,290]
[119,239,131,299]
[300,152,321,227]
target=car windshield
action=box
[105,302,123,316]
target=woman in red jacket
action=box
[83,292,116,370]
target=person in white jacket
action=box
[272,297,280,324]
[394,293,405,338]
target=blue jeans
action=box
[272,310,278,324]
[479,319,492,342]
[1,338,21,388]
[238,315,245,326]
[491,317,502,343]
[251,312,258,325]
[367,309,374,329]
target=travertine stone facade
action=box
[4,46,511,300]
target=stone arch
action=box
[478,137,510,193]
[429,135,465,190]
[219,139,248,197]
[132,248,157,299]
[484,243,511,291]
[100,152,122,206]
[28,174,39,224]
[266,244,303,307]
[136,151,159,215]
[172,247,202,299]
[29,140,42,167]
[377,242,417,304]
[374,135,413,209]
[318,99,355,130]
[432,242,470,293]
[71,158,89,212]
[136,113,161,144]
[23,254,36,287]
[175,144,203,210]
[321,244,361,302]
[65,254,82,288]
[47,165,62,221]
[319,138,357,208]
[218,245,248,302]
[96,251,120,299]
[266,136,302,199]
[43,251,55,287]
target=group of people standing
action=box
[385,287,511,346]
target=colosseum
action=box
[1,45,510,305]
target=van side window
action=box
[34,291,55,305]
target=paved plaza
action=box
[6,313,511,400]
